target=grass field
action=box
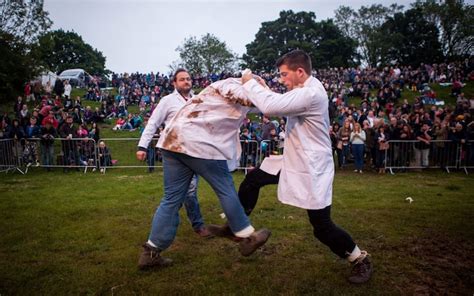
[0,169,473,295]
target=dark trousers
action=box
[238,168,356,258]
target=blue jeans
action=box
[342,144,350,166]
[183,174,205,231]
[352,144,365,170]
[148,150,251,250]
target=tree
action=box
[412,0,473,59]
[243,10,357,71]
[175,33,237,75]
[0,0,52,103]
[0,0,52,44]
[34,30,108,76]
[379,7,443,66]
[334,4,404,66]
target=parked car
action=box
[58,69,93,87]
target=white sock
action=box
[347,245,362,262]
[234,225,255,238]
[147,239,158,248]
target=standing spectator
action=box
[332,122,343,169]
[350,123,366,173]
[375,125,389,174]
[44,81,52,96]
[363,120,376,169]
[88,122,100,143]
[14,96,23,118]
[24,82,33,102]
[414,123,432,168]
[40,121,57,171]
[63,80,72,99]
[399,124,414,169]
[260,115,276,140]
[58,116,79,172]
[19,104,30,127]
[98,140,112,173]
[432,120,448,168]
[54,79,64,97]
[338,120,352,168]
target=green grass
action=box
[0,169,473,295]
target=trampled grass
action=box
[0,169,473,295]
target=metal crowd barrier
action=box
[258,139,284,164]
[238,140,260,170]
[459,140,474,174]
[385,140,471,174]
[2,137,471,175]
[0,139,21,173]
[97,138,161,171]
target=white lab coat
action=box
[159,78,251,160]
[243,76,334,210]
[137,89,190,149]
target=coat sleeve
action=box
[243,79,313,117]
[137,99,169,150]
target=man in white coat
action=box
[137,74,271,270]
[208,50,373,284]
[136,69,211,238]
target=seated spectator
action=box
[112,117,126,131]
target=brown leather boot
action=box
[138,243,173,270]
[238,228,271,256]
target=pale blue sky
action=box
[44,0,417,74]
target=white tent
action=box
[37,71,58,87]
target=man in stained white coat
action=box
[136,69,212,239]
[208,50,373,284]
[137,74,271,270]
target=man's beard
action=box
[177,86,192,97]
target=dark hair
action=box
[172,68,189,82]
[275,50,312,75]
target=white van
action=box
[58,69,93,87]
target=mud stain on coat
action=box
[162,128,183,153]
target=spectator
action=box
[338,120,352,168]
[98,140,112,173]
[414,123,432,168]
[375,125,389,174]
[40,121,57,171]
[58,116,80,172]
[54,78,64,97]
[350,122,366,173]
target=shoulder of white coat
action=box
[305,77,328,100]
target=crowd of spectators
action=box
[1,59,473,172]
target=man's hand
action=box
[241,70,253,84]
[136,151,147,161]
[242,70,269,89]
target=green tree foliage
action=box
[34,30,108,76]
[379,7,443,66]
[334,4,404,67]
[0,0,52,44]
[175,33,237,74]
[243,10,357,71]
[412,0,473,59]
[0,32,40,103]
[0,0,51,103]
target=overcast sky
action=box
[44,0,417,74]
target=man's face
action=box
[278,65,302,91]
[174,72,192,94]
